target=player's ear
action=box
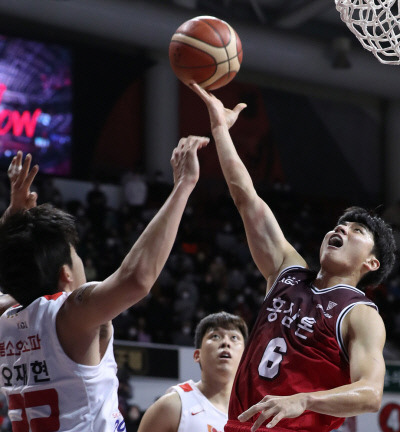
[59,265,73,283]
[365,255,380,272]
[193,349,201,364]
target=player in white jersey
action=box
[0,135,209,431]
[138,311,248,432]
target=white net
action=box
[335,0,400,64]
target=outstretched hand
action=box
[171,135,209,188]
[238,394,307,431]
[190,83,247,130]
[8,151,39,212]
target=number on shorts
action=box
[8,388,60,432]
[258,337,287,379]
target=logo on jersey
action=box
[191,409,205,415]
[114,419,126,431]
[17,321,28,330]
[207,426,222,432]
[316,303,333,318]
[327,301,337,311]
[279,275,300,286]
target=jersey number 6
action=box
[258,337,287,379]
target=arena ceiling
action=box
[0,0,398,99]
[166,0,348,40]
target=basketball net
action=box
[335,0,400,64]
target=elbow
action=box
[365,388,382,413]
[129,274,154,299]
[230,184,254,212]
[116,268,154,303]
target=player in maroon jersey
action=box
[191,83,396,432]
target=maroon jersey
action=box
[226,266,378,432]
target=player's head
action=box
[194,311,248,377]
[194,311,248,349]
[0,204,80,306]
[336,207,396,288]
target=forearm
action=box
[212,124,255,208]
[118,180,195,293]
[304,380,382,417]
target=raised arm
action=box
[238,304,385,430]
[191,84,305,286]
[0,151,38,223]
[62,136,208,329]
[0,151,39,314]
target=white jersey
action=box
[169,380,227,432]
[0,292,125,432]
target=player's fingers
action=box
[190,136,209,150]
[14,154,32,186]
[24,165,39,188]
[238,403,264,422]
[170,147,179,166]
[8,154,21,178]
[7,155,16,172]
[190,83,210,100]
[178,137,187,150]
[239,394,276,422]
[13,151,22,168]
[198,136,210,148]
[27,192,38,209]
[233,103,247,114]
[266,411,284,429]
[250,414,268,432]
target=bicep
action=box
[346,305,386,388]
[138,392,181,432]
[62,276,146,331]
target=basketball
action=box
[169,16,243,91]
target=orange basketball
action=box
[169,16,243,91]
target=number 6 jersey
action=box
[0,291,125,432]
[225,266,378,432]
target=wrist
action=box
[303,392,317,411]
[173,178,197,195]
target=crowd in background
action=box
[0,168,400,431]
[1,168,400,346]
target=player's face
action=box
[320,221,378,276]
[195,327,245,379]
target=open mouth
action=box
[328,234,343,248]
[219,351,231,359]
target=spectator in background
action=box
[125,404,143,432]
[137,312,248,432]
[86,180,108,234]
[121,170,148,219]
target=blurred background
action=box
[0,1,399,431]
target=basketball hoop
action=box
[335,0,400,65]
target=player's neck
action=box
[196,377,233,413]
[314,269,359,289]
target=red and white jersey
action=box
[169,380,227,432]
[0,292,125,432]
[226,266,378,432]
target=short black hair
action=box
[194,311,248,348]
[0,204,79,306]
[337,206,396,288]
